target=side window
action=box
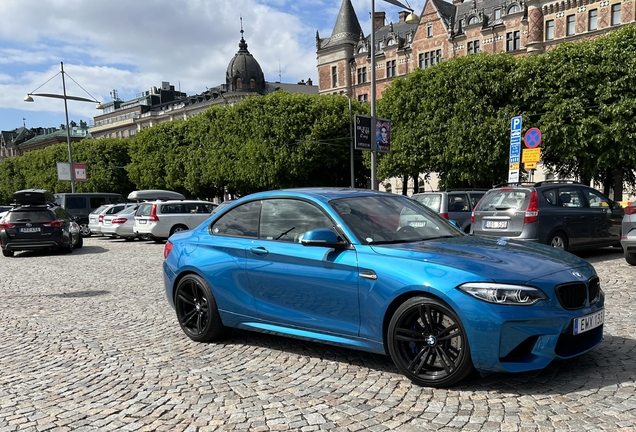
[448,194,470,212]
[259,199,334,243]
[211,201,260,238]
[66,196,87,210]
[584,189,610,208]
[558,187,584,208]
[203,204,216,213]
[89,197,107,209]
[413,194,442,213]
[542,189,558,206]
[184,203,210,214]
[469,193,484,208]
[160,204,184,214]
[108,196,126,204]
[54,207,68,220]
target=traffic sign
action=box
[511,116,523,133]
[509,162,520,170]
[524,162,537,169]
[522,148,541,163]
[524,127,542,148]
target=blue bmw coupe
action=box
[163,188,604,387]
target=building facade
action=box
[317,0,633,101]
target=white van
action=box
[133,200,217,241]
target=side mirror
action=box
[301,228,346,249]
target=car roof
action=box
[239,187,398,204]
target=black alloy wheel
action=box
[388,296,473,387]
[174,274,226,342]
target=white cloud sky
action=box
[0,0,424,131]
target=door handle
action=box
[360,270,377,280]
[249,246,269,256]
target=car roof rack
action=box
[492,182,535,188]
[532,180,581,187]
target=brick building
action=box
[317,0,633,101]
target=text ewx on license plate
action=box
[573,309,604,335]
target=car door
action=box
[582,188,623,245]
[557,186,594,247]
[183,202,212,229]
[245,198,361,337]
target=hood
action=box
[369,235,593,283]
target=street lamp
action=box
[370,0,418,190]
[24,62,103,193]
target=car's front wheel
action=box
[174,274,226,342]
[388,296,473,388]
[626,251,636,266]
[2,249,14,257]
[79,223,91,237]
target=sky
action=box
[0,0,425,133]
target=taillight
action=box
[149,204,159,222]
[43,220,63,228]
[99,215,104,223]
[440,213,449,220]
[625,205,636,215]
[112,218,127,224]
[471,211,475,224]
[164,241,173,259]
[0,222,16,229]
[524,191,539,224]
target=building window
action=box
[468,16,479,25]
[378,41,384,50]
[546,20,555,40]
[506,31,520,51]
[588,9,598,31]
[357,94,368,102]
[611,3,621,25]
[468,40,480,54]
[566,14,575,35]
[250,78,256,89]
[427,26,433,37]
[494,8,501,19]
[236,78,243,89]
[386,60,396,77]
[508,4,520,13]
[419,51,441,68]
[357,67,367,84]
[358,46,366,53]
[387,38,396,46]
[331,66,337,88]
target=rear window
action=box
[91,205,110,215]
[412,194,442,212]
[475,190,530,211]
[447,194,470,212]
[136,204,153,216]
[6,210,55,223]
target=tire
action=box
[547,231,568,251]
[174,274,226,342]
[2,249,14,257]
[79,223,92,237]
[74,235,84,249]
[170,225,189,236]
[124,236,135,242]
[61,237,73,254]
[626,251,636,266]
[387,296,473,388]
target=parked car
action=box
[88,203,137,236]
[0,189,82,257]
[411,189,487,232]
[471,180,623,252]
[163,188,604,387]
[134,200,217,242]
[621,201,636,265]
[100,204,140,240]
[54,192,126,237]
[211,200,234,214]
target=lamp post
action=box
[24,62,102,193]
[369,0,418,190]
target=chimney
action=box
[307,78,313,86]
[374,11,386,32]
[398,11,409,22]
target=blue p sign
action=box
[511,116,522,132]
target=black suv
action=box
[471,180,624,251]
[0,189,83,257]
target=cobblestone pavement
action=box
[0,238,634,432]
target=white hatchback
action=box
[133,200,217,241]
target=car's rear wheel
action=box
[388,296,473,388]
[174,274,226,342]
[79,223,91,237]
[626,251,636,266]
[170,225,188,236]
[547,232,568,251]
[2,249,14,257]
[74,235,83,249]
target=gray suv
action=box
[471,180,623,251]
[411,189,487,232]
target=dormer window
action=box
[250,78,256,89]
[358,46,366,53]
[236,78,243,89]
[494,8,501,19]
[387,38,396,46]
[406,33,412,42]
[378,41,384,49]
[468,16,479,25]
[508,4,520,13]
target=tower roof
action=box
[226,24,266,94]
[328,0,363,46]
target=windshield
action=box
[330,195,462,245]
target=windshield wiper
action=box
[275,227,295,240]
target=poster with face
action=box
[376,119,391,153]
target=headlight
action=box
[458,283,547,305]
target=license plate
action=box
[485,220,508,229]
[573,309,604,335]
[20,227,41,233]
[408,221,426,227]
[138,220,147,224]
